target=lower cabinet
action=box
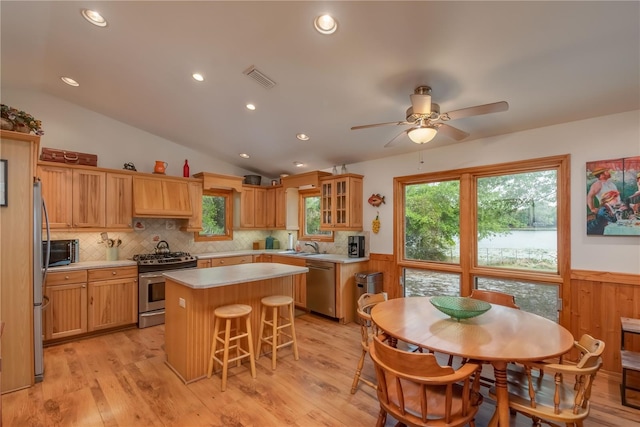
[44,270,88,340]
[197,255,253,268]
[271,255,307,309]
[87,267,138,331]
[44,266,137,342]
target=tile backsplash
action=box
[50,219,368,262]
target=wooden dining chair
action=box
[369,334,483,427]
[350,292,388,394]
[490,335,605,427]
[469,289,519,309]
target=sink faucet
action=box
[305,241,320,253]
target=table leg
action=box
[489,360,510,427]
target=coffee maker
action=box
[348,236,365,258]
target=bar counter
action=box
[163,263,308,383]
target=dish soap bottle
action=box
[183,159,190,177]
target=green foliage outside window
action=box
[201,194,226,236]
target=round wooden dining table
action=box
[370,296,574,427]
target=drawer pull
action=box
[112,271,117,275]
[65,275,69,279]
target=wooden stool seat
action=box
[258,295,299,370]
[207,303,256,391]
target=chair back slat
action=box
[470,289,519,309]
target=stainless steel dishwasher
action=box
[306,260,336,318]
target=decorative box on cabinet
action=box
[320,174,363,230]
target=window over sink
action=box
[298,189,333,241]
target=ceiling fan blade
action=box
[410,93,432,115]
[351,121,411,130]
[437,124,470,141]
[384,129,410,148]
[444,101,509,121]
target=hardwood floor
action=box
[3,312,640,426]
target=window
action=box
[298,189,333,241]
[396,155,569,323]
[194,189,233,241]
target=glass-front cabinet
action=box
[320,174,363,230]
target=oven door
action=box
[139,272,167,313]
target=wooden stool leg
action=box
[288,301,299,361]
[271,306,278,370]
[207,317,221,378]
[257,305,267,360]
[234,317,242,368]
[245,316,257,379]
[221,319,231,391]
[351,349,366,394]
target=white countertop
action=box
[163,262,309,289]
[195,249,368,264]
[48,260,137,272]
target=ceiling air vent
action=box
[243,65,276,89]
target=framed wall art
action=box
[586,156,640,235]
[0,159,6,207]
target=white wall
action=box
[4,89,639,274]
[347,110,640,274]
[1,89,256,177]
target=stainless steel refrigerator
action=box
[33,180,49,382]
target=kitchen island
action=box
[163,262,308,384]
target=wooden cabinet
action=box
[44,270,88,340]
[132,176,192,218]
[264,186,286,229]
[197,255,253,268]
[105,173,133,229]
[38,164,73,228]
[38,164,132,231]
[271,255,307,308]
[1,130,39,393]
[180,180,203,232]
[87,267,138,331]
[72,168,106,228]
[44,266,137,342]
[239,185,268,228]
[320,174,363,230]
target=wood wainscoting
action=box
[368,253,639,377]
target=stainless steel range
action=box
[134,251,197,328]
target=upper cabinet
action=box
[38,164,108,229]
[320,174,363,230]
[132,176,192,218]
[180,180,204,232]
[105,173,133,229]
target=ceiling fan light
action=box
[408,126,437,144]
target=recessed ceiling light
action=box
[296,133,309,141]
[81,9,107,27]
[239,153,250,159]
[61,77,79,87]
[192,73,204,82]
[314,14,337,35]
[293,161,305,167]
[246,104,256,110]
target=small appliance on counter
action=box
[348,235,365,258]
[44,239,79,267]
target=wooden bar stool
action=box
[257,295,299,370]
[207,304,256,391]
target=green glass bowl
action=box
[430,296,491,320]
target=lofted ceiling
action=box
[1,1,638,178]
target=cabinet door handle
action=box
[82,284,86,288]
[112,271,117,275]
[90,296,93,305]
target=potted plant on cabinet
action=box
[1,104,45,135]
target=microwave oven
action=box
[44,239,79,267]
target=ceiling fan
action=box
[351,86,509,147]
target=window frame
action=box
[298,188,334,242]
[394,155,570,325]
[194,188,233,242]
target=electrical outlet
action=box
[166,220,176,230]
[179,298,186,308]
